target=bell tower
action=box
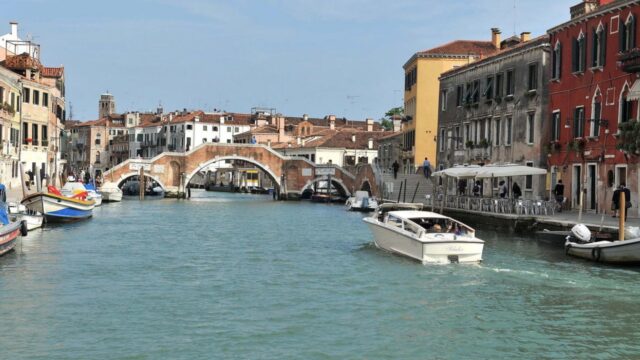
[99,92,116,118]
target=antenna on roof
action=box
[513,0,517,36]
[69,102,73,120]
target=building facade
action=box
[548,0,639,216]
[402,31,501,172]
[437,33,551,198]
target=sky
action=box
[6,0,577,121]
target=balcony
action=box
[472,147,492,160]
[618,49,640,73]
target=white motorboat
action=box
[565,224,640,264]
[99,182,123,202]
[8,202,43,230]
[345,191,378,212]
[363,203,484,264]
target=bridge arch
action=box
[184,155,282,190]
[300,176,351,197]
[115,172,168,191]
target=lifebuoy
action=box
[591,247,601,262]
[20,220,28,237]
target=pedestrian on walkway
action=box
[554,180,565,212]
[498,180,507,198]
[422,157,431,178]
[392,161,400,179]
[512,182,522,199]
[612,185,621,218]
[473,181,481,197]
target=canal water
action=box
[1,190,640,359]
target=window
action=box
[472,80,480,103]
[620,95,633,124]
[527,63,538,91]
[440,89,447,111]
[404,67,417,91]
[456,85,463,106]
[32,123,38,145]
[227,127,231,132]
[526,113,535,144]
[137,134,143,142]
[484,76,493,100]
[43,92,48,107]
[454,126,460,149]
[591,98,602,137]
[226,139,231,143]
[572,33,587,73]
[506,70,515,96]
[0,87,4,103]
[203,126,208,131]
[505,117,512,145]
[552,42,562,79]
[234,127,239,132]
[186,124,193,130]
[33,90,39,105]
[552,111,561,141]
[203,138,207,143]
[439,128,445,152]
[592,24,607,67]
[620,15,636,52]
[42,125,48,145]
[213,126,218,131]
[464,123,470,146]
[23,88,30,103]
[525,162,534,190]
[494,119,501,146]
[495,73,503,99]
[95,138,101,145]
[464,82,472,105]
[574,107,585,138]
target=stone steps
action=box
[380,172,434,204]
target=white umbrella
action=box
[432,165,482,179]
[475,163,547,178]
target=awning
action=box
[627,79,640,101]
[432,165,482,179]
[474,164,547,179]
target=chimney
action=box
[277,116,285,142]
[329,115,336,130]
[392,116,402,132]
[351,134,356,143]
[366,118,374,132]
[303,114,309,122]
[194,116,200,122]
[368,138,373,150]
[520,32,531,43]
[491,28,501,49]
[10,22,17,37]
[267,139,271,148]
[296,136,301,145]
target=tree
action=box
[379,107,404,131]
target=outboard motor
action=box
[567,224,592,244]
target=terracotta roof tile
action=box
[419,40,498,57]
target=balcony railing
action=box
[618,49,640,73]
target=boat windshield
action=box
[410,217,471,235]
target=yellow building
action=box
[402,29,501,172]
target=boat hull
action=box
[0,221,22,256]
[566,238,640,264]
[21,193,94,222]
[363,218,483,264]
[101,190,122,202]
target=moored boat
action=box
[0,185,28,255]
[22,186,95,222]
[363,203,484,264]
[345,191,378,212]
[565,224,640,264]
[99,182,123,202]
[8,202,43,231]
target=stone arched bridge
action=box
[102,143,379,199]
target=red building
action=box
[548,0,639,217]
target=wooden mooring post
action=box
[139,167,145,200]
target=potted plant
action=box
[26,138,32,144]
[465,140,474,149]
[479,138,490,149]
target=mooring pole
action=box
[402,179,407,203]
[411,182,420,203]
[139,167,144,200]
[396,180,403,203]
[619,190,626,241]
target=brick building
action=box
[548,0,639,216]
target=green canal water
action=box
[1,190,640,359]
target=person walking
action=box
[498,180,507,198]
[512,182,522,199]
[392,161,400,179]
[422,157,431,178]
[553,179,565,212]
[473,180,481,197]
[612,185,621,218]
